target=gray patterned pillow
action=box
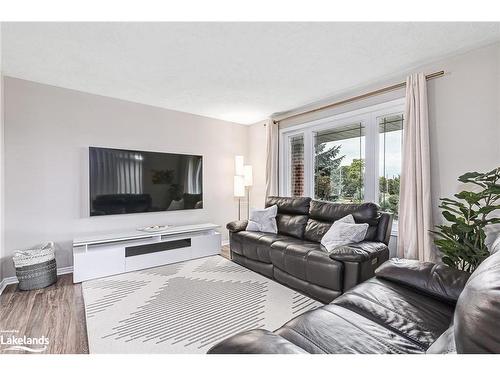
[246,205,278,234]
[321,214,368,252]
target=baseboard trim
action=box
[0,266,74,296]
[57,266,74,276]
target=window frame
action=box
[279,98,404,233]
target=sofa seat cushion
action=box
[333,278,455,350]
[231,231,290,263]
[329,241,389,262]
[275,304,425,354]
[270,239,343,291]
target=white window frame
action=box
[279,98,404,215]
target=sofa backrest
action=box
[304,200,380,243]
[454,249,500,353]
[265,196,392,244]
[265,196,311,239]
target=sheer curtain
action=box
[398,73,435,261]
[184,156,202,194]
[90,148,143,198]
[265,119,279,198]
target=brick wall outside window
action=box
[290,136,304,197]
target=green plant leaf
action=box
[433,167,500,273]
[458,172,482,182]
[477,205,500,216]
[455,191,481,205]
[441,256,457,268]
[442,210,459,223]
[485,184,500,195]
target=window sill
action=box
[390,221,398,237]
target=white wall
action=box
[0,23,4,283]
[247,121,267,209]
[247,42,500,254]
[2,77,248,278]
[425,43,500,228]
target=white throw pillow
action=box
[336,214,355,224]
[246,205,278,234]
[321,214,369,252]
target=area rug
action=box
[82,255,323,353]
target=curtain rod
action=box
[273,70,445,123]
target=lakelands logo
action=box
[0,330,49,353]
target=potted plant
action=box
[433,167,500,273]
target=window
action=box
[314,123,365,203]
[280,99,404,233]
[378,114,403,223]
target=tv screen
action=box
[89,147,202,216]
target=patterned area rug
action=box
[82,255,323,353]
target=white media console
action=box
[72,223,221,283]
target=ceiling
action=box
[2,22,500,125]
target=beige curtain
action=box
[398,73,435,261]
[265,119,279,198]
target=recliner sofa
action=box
[227,196,393,303]
[208,249,500,354]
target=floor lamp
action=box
[234,175,245,220]
[234,155,245,219]
[244,165,253,219]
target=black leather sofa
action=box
[208,249,500,354]
[227,196,393,303]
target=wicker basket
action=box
[13,242,57,291]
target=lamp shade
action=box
[235,155,244,176]
[244,165,253,187]
[234,175,245,197]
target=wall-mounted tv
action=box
[89,147,203,216]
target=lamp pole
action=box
[244,165,253,220]
[247,187,250,219]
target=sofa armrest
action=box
[375,258,470,303]
[329,241,389,262]
[226,220,248,233]
[376,212,393,245]
[207,329,307,354]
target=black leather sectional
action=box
[227,196,393,303]
[209,249,500,353]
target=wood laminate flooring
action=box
[0,245,231,354]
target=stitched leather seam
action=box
[322,308,409,354]
[340,291,428,349]
[283,243,308,280]
[284,327,329,353]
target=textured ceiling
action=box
[2,22,500,124]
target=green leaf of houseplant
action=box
[432,167,500,273]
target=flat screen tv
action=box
[89,147,202,216]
